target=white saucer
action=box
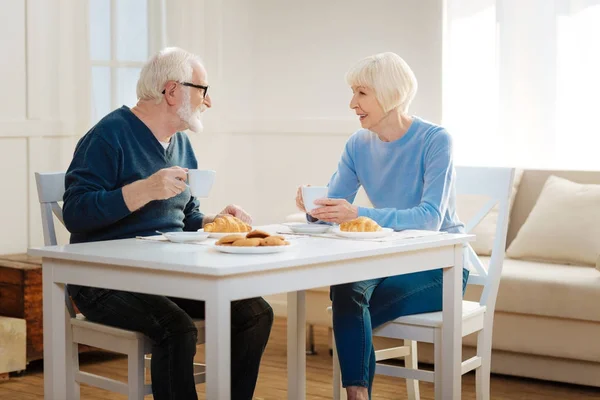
[331,227,394,239]
[161,231,210,243]
[284,223,331,234]
[213,242,295,254]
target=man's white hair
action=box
[136,47,203,102]
[346,52,418,114]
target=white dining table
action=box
[29,225,473,399]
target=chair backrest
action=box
[34,172,75,317]
[34,172,66,246]
[455,166,515,312]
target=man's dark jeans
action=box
[70,286,273,400]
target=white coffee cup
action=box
[187,169,216,198]
[301,186,329,212]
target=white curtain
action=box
[443,0,600,169]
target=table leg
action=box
[287,291,306,399]
[205,294,231,399]
[440,245,463,399]
[43,265,76,399]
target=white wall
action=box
[0,0,443,254]
[0,0,87,254]
[173,0,445,226]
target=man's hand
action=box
[203,204,253,226]
[309,198,358,224]
[122,166,188,211]
[144,166,189,200]
[219,204,252,224]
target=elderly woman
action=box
[295,52,468,400]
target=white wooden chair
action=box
[331,166,515,400]
[35,172,206,399]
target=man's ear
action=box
[163,81,178,106]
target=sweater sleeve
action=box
[327,137,361,203]
[183,197,205,231]
[306,137,361,223]
[357,130,455,231]
[63,134,131,234]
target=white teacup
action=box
[187,169,216,198]
[301,186,329,212]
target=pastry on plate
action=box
[246,229,270,239]
[340,216,382,232]
[231,238,263,247]
[261,236,288,246]
[215,234,245,245]
[204,215,251,233]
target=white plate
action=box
[200,230,253,239]
[331,227,394,239]
[162,231,210,243]
[213,242,295,254]
[284,223,331,234]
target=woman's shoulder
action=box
[413,116,451,143]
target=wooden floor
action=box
[1,317,599,399]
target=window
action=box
[556,4,600,169]
[89,0,149,124]
[443,0,600,169]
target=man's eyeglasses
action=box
[162,82,209,98]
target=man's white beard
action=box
[177,89,205,133]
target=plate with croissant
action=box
[213,229,294,254]
[202,215,253,238]
[332,217,393,239]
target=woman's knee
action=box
[330,281,375,311]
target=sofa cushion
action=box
[457,169,523,256]
[466,257,600,323]
[506,175,600,267]
[463,311,600,363]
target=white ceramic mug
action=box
[187,169,216,197]
[301,186,329,212]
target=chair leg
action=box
[128,339,146,400]
[434,329,443,400]
[144,354,151,384]
[306,324,317,355]
[69,342,81,400]
[476,328,492,400]
[404,340,420,400]
[332,333,346,400]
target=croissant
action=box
[340,216,382,232]
[204,215,252,233]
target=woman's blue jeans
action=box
[331,267,469,397]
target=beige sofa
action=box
[270,168,600,387]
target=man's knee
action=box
[232,297,274,335]
[153,309,198,345]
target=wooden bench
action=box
[0,316,26,380]
[0,254,44,365]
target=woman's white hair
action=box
[346,52,418,114]
[136,47,203,102]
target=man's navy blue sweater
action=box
[63,106,204,244]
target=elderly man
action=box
[62,47,273,400]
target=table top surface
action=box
[28,225,473,276]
